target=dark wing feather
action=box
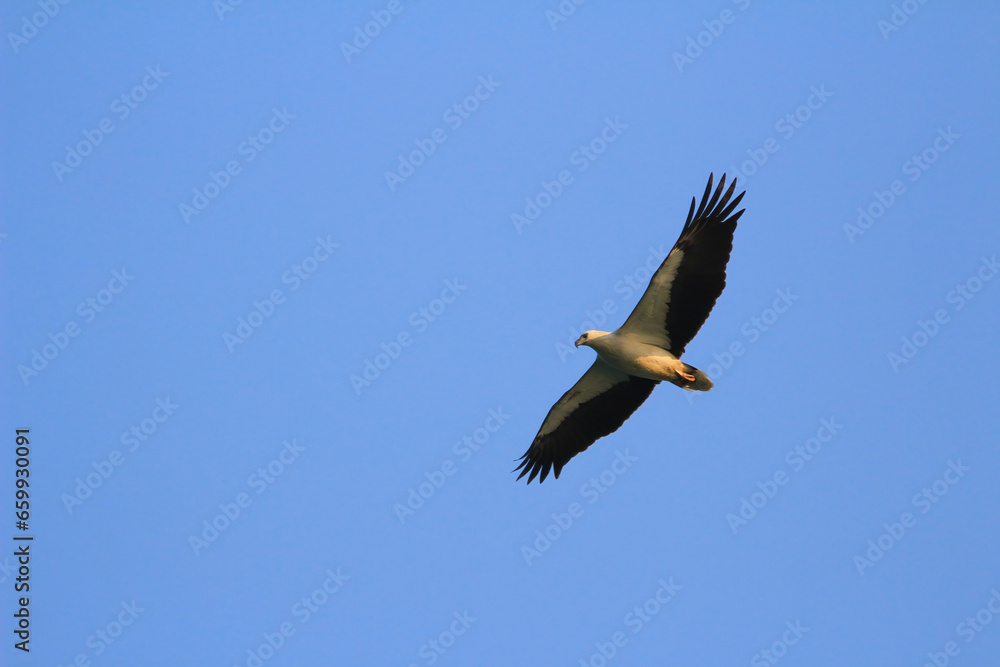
[515,359,658,484]
[619,173,745,356]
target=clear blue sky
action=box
[2,2,999,665]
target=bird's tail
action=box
[682,363,714,392]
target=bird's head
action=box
[574,330,610,348]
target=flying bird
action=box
[515,173,745,483]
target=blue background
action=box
[2,2,999,665]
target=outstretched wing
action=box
[619,173,745,356]
[515,359,658,484]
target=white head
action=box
[574,330,610,348]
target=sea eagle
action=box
[515,173,745,483]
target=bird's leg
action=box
[667,358,697,384]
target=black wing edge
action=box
[677,172,746,244]
[662,173,746,356]
[513,376,658,484]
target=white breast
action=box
[589,332,683,382]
